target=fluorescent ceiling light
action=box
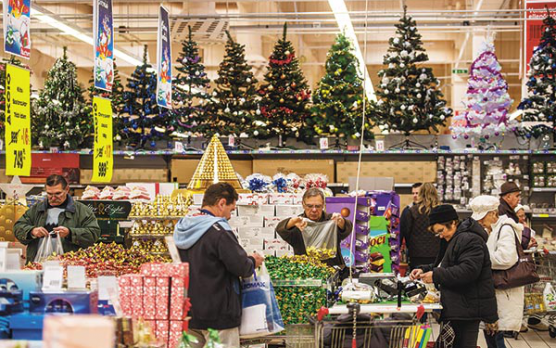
[328,0,375,101]
[32,6,143,67]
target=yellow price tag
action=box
[5,64,31,176]
[539,214,549,218]
[92,97,113,182]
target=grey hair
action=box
[302,188,325,203]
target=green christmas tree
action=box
[517,9,556,139]
[120,46,171,149]
[210,31,258,137]
[370,6,452,137]
[172,26,212,137]
[32,47,92,149]
[89,60,125,144]
[0,56,27,143]
[257,23,313,142]
[309,32,372,141]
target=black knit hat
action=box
[429,204,459,226]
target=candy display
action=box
[437,155,471,204]
[24,243,170,278]
[81,186,134,200]
[0,202,28,242]
[130,220,177,236]
[131,239,169,255]
[129,195,190,218]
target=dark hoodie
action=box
[419,218,498,323]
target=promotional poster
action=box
[156,6,172,108]
[93,0,114,91]
[3,0,31,59]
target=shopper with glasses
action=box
[275,187,352,267]
[14,174,100,263]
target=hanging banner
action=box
[93,0,114,91]
[5,64,31,176]
[92,97,113,183]
[524,1,556,73]
[3,0,31,59]
[156,5,172,109]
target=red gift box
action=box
[118,275,132,316]
[143,277,157,320]
[156,277,170,320]
[169,320,183,348]
[129,275,144,319]
[170,277,185,320]
[156,320,169,346]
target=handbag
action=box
[491,224,539,290]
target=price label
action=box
[5,65,31,176]
[376,140,385,151]
[92,97,113,182]
[67,266,87,290]
[174,141,184,153]
[165,236,181,264]
[229,135,236,147]
[42,262,64,291]
[319,137,329,150]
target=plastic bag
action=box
[301,219,337,260]
[240,263,284,338]
[34,232,64,263]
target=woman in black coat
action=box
[410,204,498,348]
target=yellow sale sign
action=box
[5,64,31,176]
[92,97,113,182]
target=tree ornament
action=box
[253,130,259,136]
[412,118,418,123]
[285,50,290,55]
[280,74,286,79]
[225,107,231,113]
[280,98,285,103]
[246,78,252,83]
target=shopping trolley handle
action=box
[317,307,329,321]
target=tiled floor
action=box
[477,330,556,348]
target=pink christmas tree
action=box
[451,42,517,141]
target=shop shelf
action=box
[128,216,182,221]
[129,234,171,238]
[532,187,556,192]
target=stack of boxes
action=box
[118,263,190,348]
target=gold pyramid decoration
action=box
[187,135,248,192]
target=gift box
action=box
[237,193,269,206]
[268,193,303,205]
[275,205,304,217]
[143,277,156,320]
[264,216,288,229]
[129,275,144,318]
[237,205,274,217]
[169,321,185,348]
[0,270,43,304]
[43,315,115,348]
[170,277,186,320]
[156,277,170,320]
[118,275,132,316]
[29,291,98,314]
[155,320,169,346]
[10,313,45,340]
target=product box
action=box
[169,321,185,348]
[237,205,275,217]
[229,215,264,228]
[170,278,187,320]
[253,159,335,182]
[275,205,304,217]
[192,194,204,205]
[43,315,115,348]
[155,277,170,320]
[238,227,275,240]
[29,291,98,314]
[22,154,80,184]
[336,161,436,184]
[0,270,43,304]
[264,216,288,229]
[268,193,303,205]
[9,312,45,340]
[155,320,169,346]
[143,277,156,320]
[237,193,270,206]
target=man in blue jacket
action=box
[174,182,264,347]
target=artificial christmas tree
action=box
[120,46,171,148]
[0,56,27,143]
[172,26,211,137]
[517,9,556,139]
[258,23,313,143]
[32,47,92,150]
[89,60,126,144]
[309,32,372,144]
[210,31,258,137]
[451,41,516,142]
[370,6,452,146]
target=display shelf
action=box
[326,303,442,315]
[128,216,182,221]
[532,213,556,218]
[272,279,325,287]
[531,187,556,192]
[129,234,171,238]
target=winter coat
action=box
[400,203,440,259]
[14,195,101,263]
[498,199,532,249]
[276,212,352,267]
[419,218,498,323]
[486,215,525,332]
[174,213,255,330]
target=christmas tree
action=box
[308,32,372,141]
[210,31,258,137]
[172,26,212,137]
[257,23,313,142]
[120,46,171,148]
[32,47,92,149]
[517,9,556,139]
[89,60,126,144]
[0,56,27,142]
[370,6,452,137]
[451,42,516,141]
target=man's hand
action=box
[286,216,307,231]
[419,271,434,284]
[31,227,49,238]
[53,226,70,238]
[409,269,423,281]
[331,213,345,229]
[251,252,264,268]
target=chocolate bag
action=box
[301,219,338,261]
[34,233,64,263]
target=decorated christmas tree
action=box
[172,26,212,137]
[257,23,313,142]
[308,32,372,141]
[32,47,92,149]
[210,31,258,137]
[370,6,452,139]
[517,9,556,139]
[0,56,27,143]
[89,60,126,144]
[120,46,171,148]
[451,41,516,141]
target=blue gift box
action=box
[29,291,98,314]
[9,313,45,340]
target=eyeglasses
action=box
[303,203,323,210]
[46,192,66,198]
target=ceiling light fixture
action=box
[327,0,375,101]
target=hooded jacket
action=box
[420,218,498,323]
[486,215,525,331]
[14,195,100,263]
[174,212,255,330]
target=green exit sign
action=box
[452,68,468,74]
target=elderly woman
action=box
[410,204,498,348]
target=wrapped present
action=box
[155,320,169,346]
[170,277,186,320]
[169,320,184,348]
[156,278,170,320]
[118,275,132,316]
[143,277,156,320]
